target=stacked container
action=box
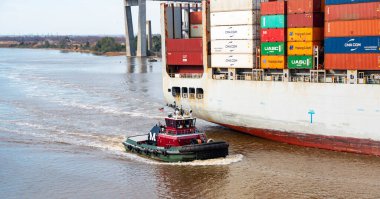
[287,0,324,69]
[166,11,203,67]
[210,0,260,68]
[324,1,380,70]
[260,1,287,69]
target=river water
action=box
[1,48,380,199]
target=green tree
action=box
[151,35,161,52]
[43,40,50,48]
[59,36,70,49]
[93,37,123,53]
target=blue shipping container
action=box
[326,0,378,5]
[325,36,380,54]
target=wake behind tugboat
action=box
[123,107,229,162]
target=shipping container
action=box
[261,28,287,42]
[325,20,380,37]
[175,65,204,74]
[166,39,203,52]
[190,24,203,38]
[211,25,259,40]
[210,0,260,12]
[261,15,286,28]
[324,54,380,70]
[325,2,380,22]
[287,0,322,14]
[167,52,203,66]
[261,1,287,15]
[287,42,321,55]
[288,28,323,41]
[261,56,286,69]
[211,40,258,54]
[211,54,256,68]
[190,11,202,24]
[287,13,324,28]
[325,37,380,54]
[325,0,378,5]
[287,56,313,69]
[211,10,260,26]
[261,42,286,55]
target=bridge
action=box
[123,0,201,56]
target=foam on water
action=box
[5,121,243,166]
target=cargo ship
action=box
[160,0,380,156]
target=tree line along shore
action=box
[0,35,161,57]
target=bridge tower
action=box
[124,0,147,57]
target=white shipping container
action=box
[211,54,256,68]
[211,25,259,40]
[211,40,258,54]
[211,10,260,26]
[210,0,260,12]
[190,24,203,38]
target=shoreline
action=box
[0,47,161,58]
[0,46,126,57]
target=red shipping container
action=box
[287,13,324,28]
[261,1,287,15]
[176,65,204,73]
[325,2,380,22]
[325,54,380,70]
[190,11,202,24]
[261,28,287,42]
[166,39,202,52]
[288,0,322,14]
[167,52,203,66]
[325,19,380,37]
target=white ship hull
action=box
[162,74,380,155]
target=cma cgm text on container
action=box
[325,37,380,54]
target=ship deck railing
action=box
[169,73,203,79]
[210,70,380,85]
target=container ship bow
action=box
[160,0,380,156]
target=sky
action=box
[0,0,161,36]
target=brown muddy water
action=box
[1,48,380,199]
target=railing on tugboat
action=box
[167,128,196,135]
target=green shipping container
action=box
[261,42,285,55]
[287,56,313,69]
[261,15,286,28]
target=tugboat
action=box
[123,108,229,162]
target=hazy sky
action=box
[0,0,161,35]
